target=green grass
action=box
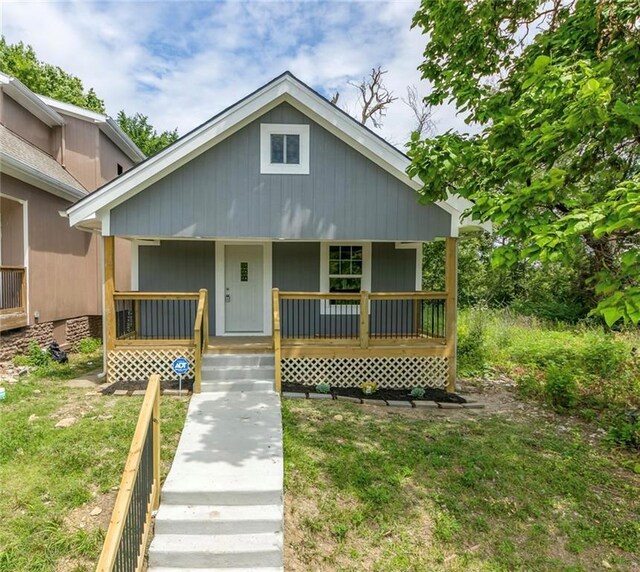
[283,400,640,571]
[0,351,188,572]
[457,309,640,447]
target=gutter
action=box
[0,74,65,127]
[102,118,146,162]
[0,152,88,202]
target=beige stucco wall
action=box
[63,114,99,191]
[0,195,25,266]
[99,131,134,184]
[1,174,101,324]
[0,93,53,156]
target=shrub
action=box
[410,387,426,399]
[606,411,639,450]
[315,382,331,394]
[457,307,488,375]
[544,365,579,411]
[77,337,102,354]
[27,341,51,368]
[359,381,378,395]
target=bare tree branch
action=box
[348,66,398,127]
[402,84,435,137]
[330,92,340,105]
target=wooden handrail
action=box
[279,290,447,300]
[193,289,208,394]
[96,374,160,572]
[113,292,200,300]
[272,288,282,393]
[0,265,26,271]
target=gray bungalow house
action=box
[67,72,487,393]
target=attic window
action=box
[260,123,309,175]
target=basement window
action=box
[260,123,309,174]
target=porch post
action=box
[104,236,116,354]
[445,237,458,392]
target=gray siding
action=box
[272,242,320,291]
[139,241,215,331]
[371,242,416,291]
[274,241,416,337]
[111,103,451,241]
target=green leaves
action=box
[410,0,640,325]
[0,37,105,113]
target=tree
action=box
[403,84,435,137]
[348,66,398,128]
[408,0,640,326]
[0,38,179,156]
[0,37,105,113]
[116,111,179,157]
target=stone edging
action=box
[282,392,485,409]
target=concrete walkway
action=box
[148,354,283,571]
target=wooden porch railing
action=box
[0,266,28,331]
[107,290,208,394]
[193,288,209,394]
[96,374,160,572]
[272,288,456,391]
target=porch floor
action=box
[207,336,273,354]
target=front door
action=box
[224,245,264,333]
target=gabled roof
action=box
[0,124,87,201]
[37,96,145,163]
[67,72,487,235]
[0,72,64,127]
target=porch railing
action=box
[0,266,26,313]
[96,374,160,572]
[193,289,209,394]
[113,292,200,344]
[0,266,28,331]
[274,290,447,346]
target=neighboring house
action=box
[68,72,488,391]
[0,72,144,359]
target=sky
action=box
[1,0,474,147]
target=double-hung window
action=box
[260,124,310,174]
[320,243,371,314]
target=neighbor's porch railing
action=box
[96,374,160,572]
[0,266,28,331]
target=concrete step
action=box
[201,379,275,392]
[201,365,275,381]
[202,353,275,367]
[148,532,283,568]
[155,504,282,535]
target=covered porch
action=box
[102,236,458,393]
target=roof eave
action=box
[0,75,65,127]
[1,152,88,202]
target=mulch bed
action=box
[101,378,194,395]
[282,382,466,404]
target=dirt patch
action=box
[63,489,117,534]
[101,377,194,395]
[283,382,467,403]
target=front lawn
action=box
[283,399,640,571]
[0,351,188,572]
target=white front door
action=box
[224,245,264,332]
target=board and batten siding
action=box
[138,240,215,330]
[272,241,417,338]
[110,103,451,241]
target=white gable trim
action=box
[67,73,474,234]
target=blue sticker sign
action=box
[171,357,190,376]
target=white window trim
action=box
[0,193,29,323]
[319,241,371,315]
[260,123,310,175]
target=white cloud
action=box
[1,0,475,146]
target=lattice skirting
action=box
[108,348,195,383]
[281,356,449,389]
